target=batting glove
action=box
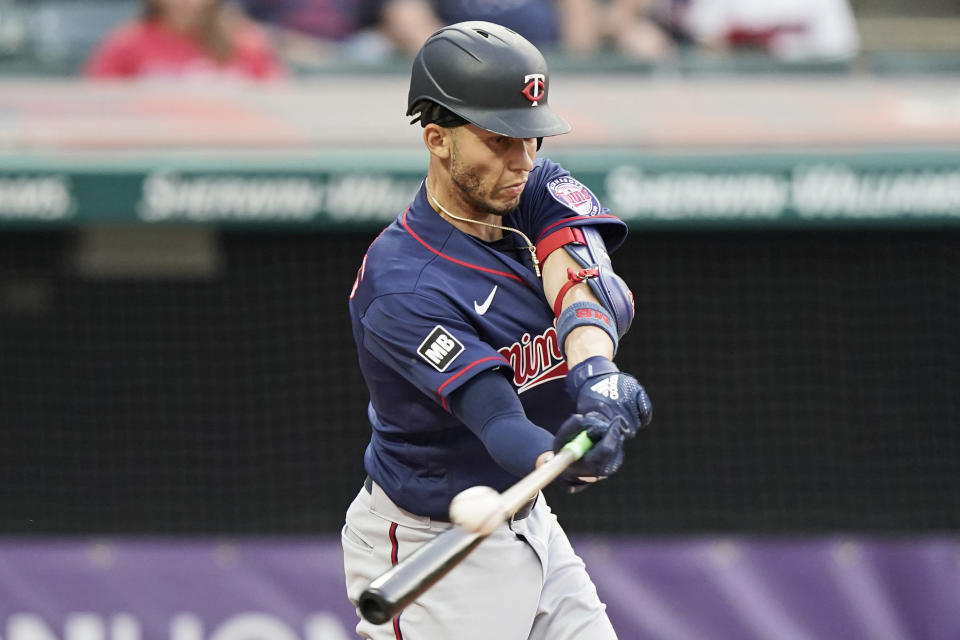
[565,356,653,437]
[553,411,630,488]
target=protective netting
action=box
[1,229,958,534]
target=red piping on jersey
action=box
[534,214,621,245]
[402,208,526,284]
[388,521,404,639]
[437,356,509,409]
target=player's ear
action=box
[423,124,451,160]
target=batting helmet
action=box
[407,21,571,139]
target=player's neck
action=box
[425,178,542,277]
[425,180,503,242]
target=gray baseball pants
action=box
[342,478,617,639]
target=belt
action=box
[364,476,536,521]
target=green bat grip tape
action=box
[563,430,594,459]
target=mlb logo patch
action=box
[417,325,465,372]
[547,176,601,217]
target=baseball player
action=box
[342,21,652,640]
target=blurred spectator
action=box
[85,0,284,80]
[657,0,860,60]
[592,0,674,59]
[376,0,674,60]
[0,0,28,57]
[376,0,440,57]
[238,0,385,66]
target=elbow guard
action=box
[537,226,635,338]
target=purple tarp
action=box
[0,538,956,639]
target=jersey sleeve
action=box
[359,292,510,409]
[518,158,629,254]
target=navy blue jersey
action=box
[349,158,627,519]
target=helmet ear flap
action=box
[410,101,469,129]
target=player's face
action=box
[448,125,537,218]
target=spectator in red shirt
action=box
[85,0,285,81]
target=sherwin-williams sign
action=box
[1,151,960,229]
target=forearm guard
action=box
[537,226,635,338]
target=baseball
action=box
[449,486,506,536]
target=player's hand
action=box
[552,411,629,490]
[565,356,652,438]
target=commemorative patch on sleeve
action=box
[417,325,465,372]
[546,176,601,217]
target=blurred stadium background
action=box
[1,0,959,638]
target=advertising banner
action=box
[0,538,956,640]
[2,151,960,229]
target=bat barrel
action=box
[358,588,395,625]
[358,526,483,624]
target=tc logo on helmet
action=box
[522,74,546,107]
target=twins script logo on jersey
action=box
[498,327,567,394]
[547,177,601,217]
[418,325,465,372]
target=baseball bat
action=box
[357,430,594,625]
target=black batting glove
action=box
[565,356,652,437]
[553,411,630,488]
[552,357,652,491]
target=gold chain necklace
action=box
[426,187,541,278]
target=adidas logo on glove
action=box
[589,374,619,400]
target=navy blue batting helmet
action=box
[407,21,571,139]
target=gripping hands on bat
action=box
[555,355,653,487]
[450,358,653,534]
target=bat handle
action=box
[498,430,594,515]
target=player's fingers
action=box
[552,413,588,452]
[635,385,653,428]
[578,425,626,477]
